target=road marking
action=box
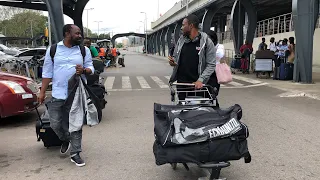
[151,76,169,88]
[106,82,269,91]
[137,76,151,88]
[122,76,131,89]
[105,76,115,89]
[232,75,263,84]
[165,76,170,80]
[220,84,225,87]
[228,81,244,87]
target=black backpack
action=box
[50,43,86,63]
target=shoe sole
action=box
[71,159,86,167]
[60,143,71,155]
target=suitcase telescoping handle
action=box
[33,102,43,124]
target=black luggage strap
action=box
[34,102,42,141]
[35,102,49,141]
[50,43,86,63]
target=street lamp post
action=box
[140,12,147,54]
[84,8,94,37]
[94,21,102,38]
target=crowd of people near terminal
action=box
[257,36,295,65]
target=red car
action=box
[0,72,40,118]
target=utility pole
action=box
[186,0,189,16]
[30,20,34,47]
[48,16,52,46]
[140,12,148,54]
[94,21,102,38]
[157,0,160,18]
[84,8,94,37]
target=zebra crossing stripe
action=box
[228,81,244,87]
[137,76,151,88]
[232,75,262,84]
[151,76,169,88]
[105,76,115,89]
[122,76,132,89]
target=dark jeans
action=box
[46,97,82,155]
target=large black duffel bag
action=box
[153,135,250,165]
[153,103,245,147]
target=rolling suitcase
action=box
[35,106,62,148]
[279,56,294,80]
[273,67,280,80]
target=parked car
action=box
[0,44,21,56]
[0,71,39,118]
[14,48,46,59]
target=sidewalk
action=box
[237,71,320,100]
[146,52,320,100]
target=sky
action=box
[42,0,180,42]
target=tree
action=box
[0,11,47,37]
[0,6,36,20]
[83,27,93,37]
[116,43,123,48]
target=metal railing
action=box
[223,48,255,64]
[217,13,320,43]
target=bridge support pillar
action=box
[174,22,182,44]
[72,0,89,38]
[43,0,65,43]
[166,24,176,56]
[161,28,167,56]
[230,0,257,54]
[153,33,156,54]
[202,9,216,34]
[218,16,227,42]
[218,16,227,33]
[147,35,152,53]
[152,34,156,54]
[156,31,161,56]
[292,0,319,83]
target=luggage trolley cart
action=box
[254,50,274,78]
[168,82,231,180]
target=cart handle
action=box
[169,82,217,103]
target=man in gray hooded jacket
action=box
[169,14,216,98]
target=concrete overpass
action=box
[0,0,90,44]
[146,0,319,84]
[111,33,146,47]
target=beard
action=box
[183,30,190,37]
[72,38,82,46]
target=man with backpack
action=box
[168,14,216,100]
[38,24,94,167]
[84,38,99,58]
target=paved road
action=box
[1,51,320,180]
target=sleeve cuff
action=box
[197,77,204,83]
[42,73,53,78]
[87,66,94,75]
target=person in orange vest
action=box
[111,46,118,65]
[98,44,106,59]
